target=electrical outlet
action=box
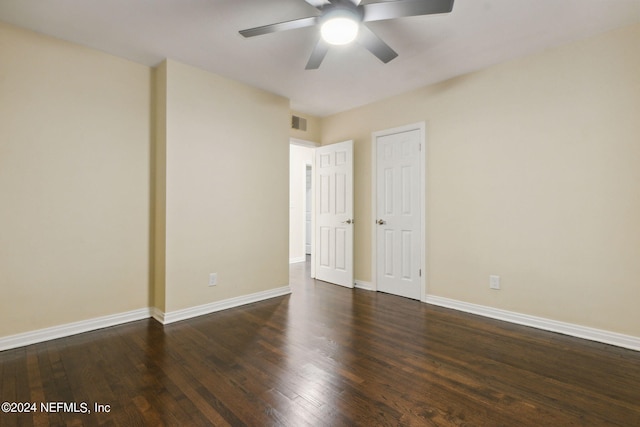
[489,275,500,290]
[209,273,218,287]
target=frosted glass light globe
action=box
[321,17,359,45]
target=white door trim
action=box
[290,137,319,148]
[371,122,427,301]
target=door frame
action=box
[305,164,313,256]
[371,122,427,301]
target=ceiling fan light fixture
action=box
[239,0,455,69]
[320,15,359,45]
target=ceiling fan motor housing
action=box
[319,2,365,25]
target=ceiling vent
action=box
[291,115,307,131]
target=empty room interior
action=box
[1,0,640,425]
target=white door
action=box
[375,128,423,300]
[314,140,354,288]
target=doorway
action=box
[289,141,316,265]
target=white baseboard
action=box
[156,286,292,325]
[354,280,374,291]
[0,287,292,352]
[6,289,634,353]
[150,307,165,324]
[0,308,152,352]
[289,256,306,264]
[424,295,640,352]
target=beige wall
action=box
[0,24,291,338]
[289,144,314,262]
[321,23,640,337]
[0,23,151,336]
[157,60,290,312]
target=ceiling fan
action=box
[239,0,455,69]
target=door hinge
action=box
[419,269,422,277]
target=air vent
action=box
[291,115,307,131]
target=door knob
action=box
[376,219,386,225]
[342,219,353,224]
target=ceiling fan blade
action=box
[357,25,398,63]
[305,39,331,69]
[362,0,454,22]
[239,16,318,38]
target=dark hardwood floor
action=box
[2,260,640,426]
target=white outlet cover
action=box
[489,275,500,290]
[209,273,218,286]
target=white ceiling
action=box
[1,0,639,116]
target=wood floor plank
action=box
[2,260,640,426]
